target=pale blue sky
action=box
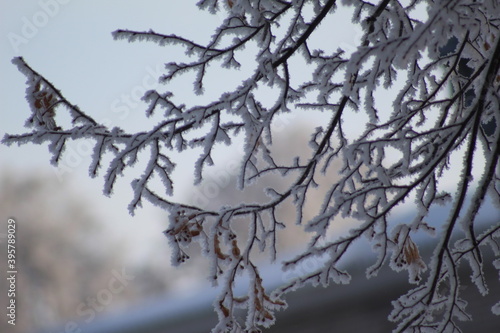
[0,0,334,267]
[0,0,467,256]
[0,0,226,264]
[1,0,480,269]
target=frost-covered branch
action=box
[4,0,500,332]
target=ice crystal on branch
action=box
[3,0,500,332]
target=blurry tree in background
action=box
[3,0,500,332]
[0,171,170,333]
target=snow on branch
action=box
[4,0,500,332]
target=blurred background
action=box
[1,1,498,332]
[0,1,223,332]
